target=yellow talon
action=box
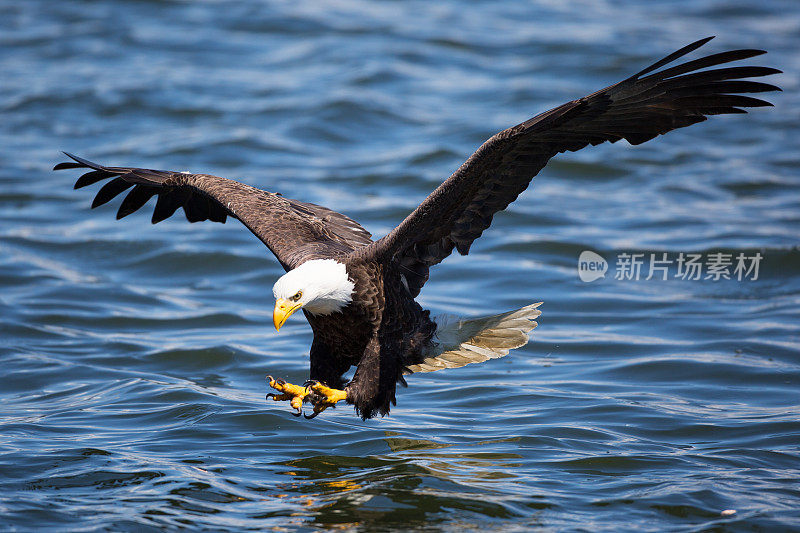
[266,375,311,416]
[304,381,348,419]
[309,382,348,403]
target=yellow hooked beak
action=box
[273,298,302,331]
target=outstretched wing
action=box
[55,153,372,270]
[358,36,780,296]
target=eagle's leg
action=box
[303,380,348,419]
[266,375,310,416]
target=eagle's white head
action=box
[271,259,355,330]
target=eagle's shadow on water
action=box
[266,431,542,530]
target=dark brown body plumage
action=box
[55,37,779,418]
[305,261,436,418]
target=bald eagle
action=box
[55,37,779,419]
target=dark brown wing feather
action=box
[358,37,780,296]
[55,153,372,270]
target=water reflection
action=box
[268,432,538,529]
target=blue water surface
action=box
[1,1,799,531]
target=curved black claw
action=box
[303,404,336,419]
[265,393,276,401]
[303,379,319,388]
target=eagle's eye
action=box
[291,291,302,302]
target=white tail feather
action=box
[405,302,542,374]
